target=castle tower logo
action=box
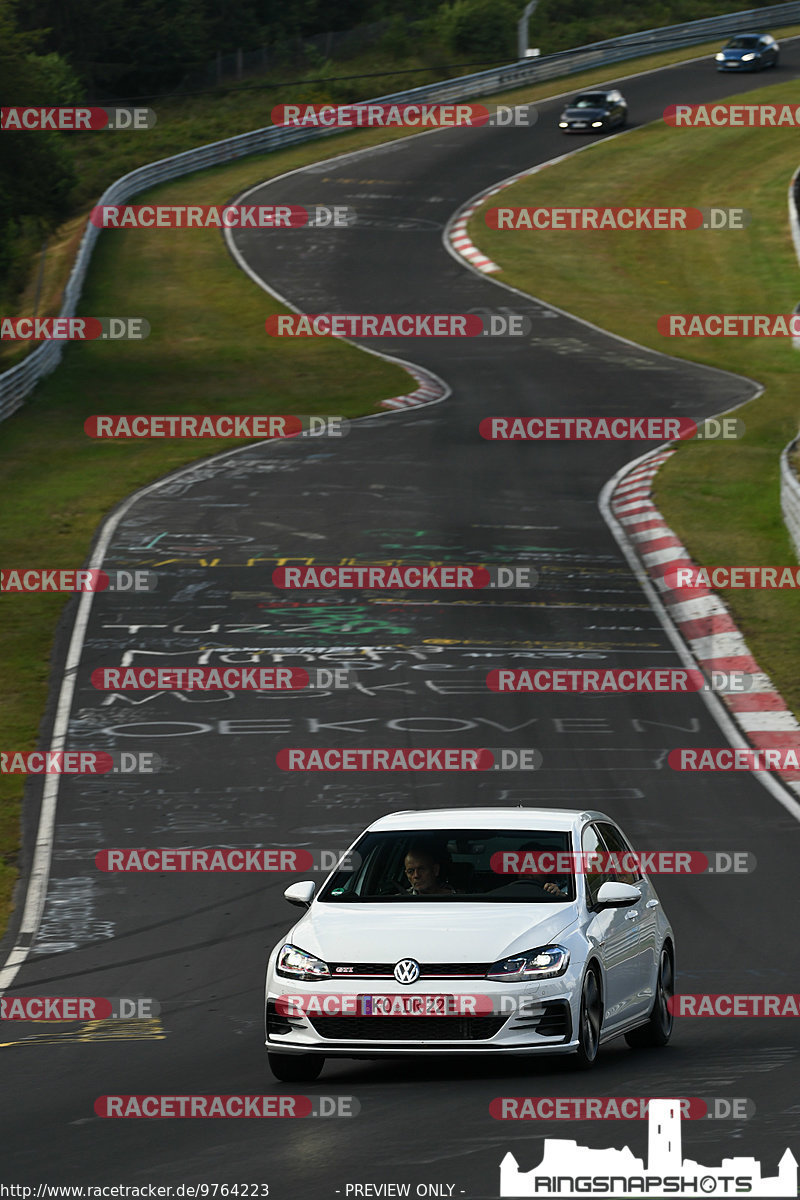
[500,1098,797,1197]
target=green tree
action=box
[0,0,77,304]
[436,0,518,59]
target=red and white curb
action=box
[445,147,595,276]
[379,366,448,410]
[449,194,504,274]
[610,448,800,794]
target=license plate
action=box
[359,994,456,1016]
[573,121,587,128]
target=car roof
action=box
[366,807,612,833]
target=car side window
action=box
[581,823,612,907]
[596,822,639,886]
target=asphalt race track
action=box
[3,47,800,1198]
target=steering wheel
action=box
[376,880,408,896]
[503,878,552,894]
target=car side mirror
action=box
[595,881,641,909]
[284,881,316,908]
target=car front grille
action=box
[328,962,490,979]
[308,1015,507,1041]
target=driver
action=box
[404,845,456,895]
[517,841,569,897]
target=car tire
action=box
[268,1051,325,1082]
[573,966,602,1069]
[624,945,674,1049]
[773,55,779,67]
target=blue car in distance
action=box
[715,32,779,71]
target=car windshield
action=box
[571,94,608,108]
[318,829,576,903]
[726,36,760,48]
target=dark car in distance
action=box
[558,89,627,133]
[715,33,779,70]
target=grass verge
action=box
[468,74,800,715]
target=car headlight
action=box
[591,121,603,127]
[741,53,755,61]
[558,121,568,127]
[276,944,330,980]
[715,52,726,60]
[487,945,570,982]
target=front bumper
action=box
[560,122,607,133]
[264,977,579,1056]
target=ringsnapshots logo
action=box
[498,1098,797,1197]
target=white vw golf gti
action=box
[264,808,675,1080]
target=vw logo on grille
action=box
[394,958,421,985]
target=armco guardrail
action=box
[3,0,800,423]
[782,167,800,558]
[781,437,800,559]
